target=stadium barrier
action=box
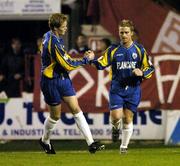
[0,95,179,144]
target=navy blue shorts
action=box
[40,75,76,106]
[109,81,141,113]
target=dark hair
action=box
[48,13,68,30]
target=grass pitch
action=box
[0,141,180,166]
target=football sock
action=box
[74,111,94,146]
[120,122,133,148]
[42,116,58,145]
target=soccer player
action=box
[39,13,105,154]
[87,19,154,153]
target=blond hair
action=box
[119,19,134,32]
[48,13,68,30]
[119,19,138,41]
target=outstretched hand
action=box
[85,50,95,60]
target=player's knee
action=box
[123,112,133,123]
[123,117,133,125]
[122,116,133,129]
[50,114,61,121]
[71,106,81,114]
[111,118,121,126]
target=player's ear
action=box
[54,27,58,31]
[54,24,61,32]
[131,31,134,37]
[131,30,134,35]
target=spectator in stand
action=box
[36,37,43,54]
[1,38,25,97]
[69,34,89,56]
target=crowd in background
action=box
[0,35,112,98]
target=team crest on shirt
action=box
[132,53,138,59]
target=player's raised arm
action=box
[91,45,118,70]
[54,43,90,71]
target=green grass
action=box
[0,141,180,166]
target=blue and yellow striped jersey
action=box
[92,42,154,86]
[41,31,89,78]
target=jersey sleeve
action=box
[141,48,154,79]
[54,42,89,71]
[91,45,117,70]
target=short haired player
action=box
[39,13,105,154]
[87,19,154,153]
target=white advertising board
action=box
[0,98,166,140]
[0,0,61,19]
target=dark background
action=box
[0,0,179,50]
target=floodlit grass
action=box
[0,141,180,166]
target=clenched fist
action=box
[132,68,143,76]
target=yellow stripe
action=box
[55,45,78,68]
[108,47,118,81]
[48,36,52,54]
[134,45,153,79]
[143,66,154,79]
[98,51,109,67]
[134,45,142,60]
[110,47,118,61]
[142,51,150,70]
[144,70,154,79]
[43,61,56,78]
[98,47,118,67]
[55,47,80,71]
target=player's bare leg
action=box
[40,104,61,154]
[110,109,123,142]
[120,108,134,154]
[63,95,105,153]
